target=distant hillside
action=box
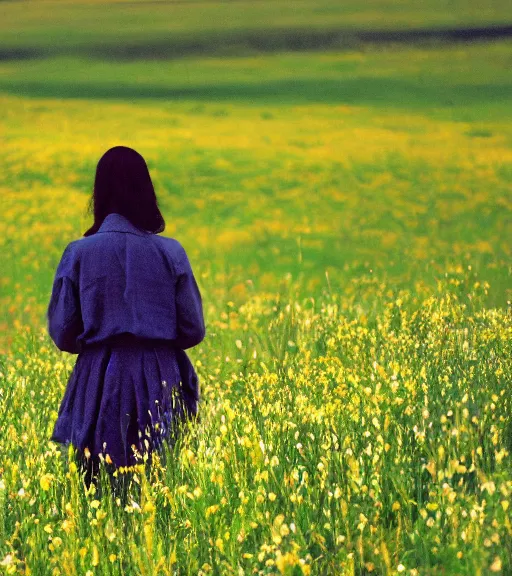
[0,0,511,60]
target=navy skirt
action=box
[50,334,199,469]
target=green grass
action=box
[0,8,511,574]
[0,0,511,59]
[0,42,511,113]
[1,40,511,327]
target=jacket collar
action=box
[96,213,151,237]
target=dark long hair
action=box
[83,146,165,237]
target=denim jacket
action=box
[46,212,205,405]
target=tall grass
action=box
[0,20,511,575]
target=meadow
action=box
[0,0,512,573]
[1,0,510,60]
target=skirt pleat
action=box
[51,342,193,469]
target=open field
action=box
[1,40,511,344]
[0,0,511,59]
[0,4,511,573]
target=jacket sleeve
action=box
[174,244,206,350]
[47,242,84,354]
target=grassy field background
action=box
[0,0,510,59]
[0,1,511,574]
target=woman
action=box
[47,146,206,498]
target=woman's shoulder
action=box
[152,234,188,258]
[70,233,190,273]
